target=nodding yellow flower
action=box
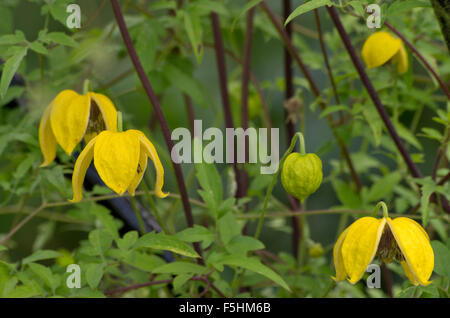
[39,90,118,167]
[362,31,408,74]
[71,129,168,202]
[333,203,434,286]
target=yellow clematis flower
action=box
[71,129,168,202]
[333,202,434,286]
[39,89,118,167]
[362,31,408,74]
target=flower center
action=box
[376,225,404,264]
[86,100,106,136]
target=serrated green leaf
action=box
[218,212,241,245]
[0,46,27,98]
[28,263,57,291]
[218,256,290,291]
[117,231,138,251]
[225,235,265,255]
[173,274,193,292]
[152,262,207,275]
[430,241,450,278]
[124,251,164,272]
[44,32,77,47]
[333,180,362,209]
[88,229,113,256]
[29,41,48,55]
[175,225,214,243]
[285,0,333,25]
[22,250,62,265]
[135,232,199,258]
[85,263,104,289]
[366,171,402,202]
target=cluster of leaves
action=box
[0,0,449,298]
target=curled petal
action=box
[127,144,148,196]
[70,136,97,202]
[88,92,118,131]
[94,130,140,195]
[333,227,350,282]
[50,91,90,154]
[39,103,57,167]
[392,43,408,74]
[362,31,402,69]
[132,130,168,198]
[341,217,386,284]
[388,217,434,286]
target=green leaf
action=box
[124,251,164,272]
[88,229,113,256]
[135,232,199,258]
[218,212,241,245]
[394,121,422,150]
[117,231,139,251]
[231,0,262,31]
[225,236,265,255]
[175,225,214,244]
[29,41,48,55]
[0,30,26,45]
[218,256,290,291]
[91,205,120,240]
[0,46,27,99]
[183,11,203,64]
[388,0,431,16]
[173,274,193,292]
[195,159,223,215]
[285,0,333,25]
[347,1,365,17]
[152,262,207,275]
[85,263,104,289]
[22,250,62,265]
[430,241,450,278]
[0,246,6,252]
[28,263,58,291]
[366,171,402,202]
[333,180,362,209]
[44,32,77,47]
[135,21,160,73]
[319,104,348,119]
[5,285,40,298]
[162,62,206,106]
[395,286,417,298]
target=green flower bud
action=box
[281,152,323,202]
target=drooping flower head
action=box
[362,31,408,74]
[333,202,434,286]
[39,90,117,167]
[71,129,168,202]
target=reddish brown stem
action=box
[110,0,203,259]
[210,12,244,199]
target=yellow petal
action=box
[94,130,140,195]
[387,217,434,286]
[401,260,419,286]
[50,91,90,154]
[362,31,402,69]
[127,144,148,196]
[70,136,97,202]
[341,217,386,284]
[332,226,350,282]
[131,130,168,198]
[38,103,57,167]
[88,92,118,131]
[392,42,408,74]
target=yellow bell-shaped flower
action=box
[333,203,434,286]
[39,89,118,167]
[70,129,168,202]
[362,31,408,74]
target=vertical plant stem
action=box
[210,12,243,198]
[130,196,146,234]
[240,7,255,202]
[254,132,304,240]
[326,6,423,179]
[282,0,301,259]
[110,0,203,259]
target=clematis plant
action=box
[362,31,408,74]
[71,129,168,202]
[39,89,117,167]
[333,201,434,286]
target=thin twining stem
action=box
[0,191,208,246]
